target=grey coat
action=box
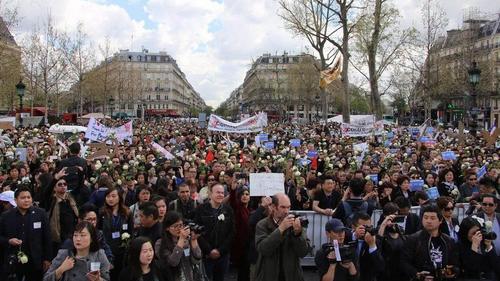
[254,217,310,281]
[43,249,110,281]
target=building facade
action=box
[0,17,22,114]
[420,11,500,129]
[222,52,331,121]
[81,49,205,118]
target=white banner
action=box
[341,121,384,137]
[208,112,267,133]
[249,173,284,197]
[85,118,133,142]
[151,142,175,160]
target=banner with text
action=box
[85,118,133,143]
[207,112,268,133]
[341,121,384,137]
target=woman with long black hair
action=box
[98,187,133,281]
[119,236,170,281]
[156,211,203,281]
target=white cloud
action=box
[9,0,500,108]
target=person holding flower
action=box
[0,186,52,281]
[98,187,133,281]
[43,221,110,281]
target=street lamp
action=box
[315,95,320,121]
[16,80,26,127]
[468,61,481,136]
[109,97,115,119]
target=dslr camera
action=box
[184,220,206,235]
[322,241,357,263]
[289,212,309,228]
[481,228,497,240]
[363,225,378,236]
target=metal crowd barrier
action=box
[296,203,469,266]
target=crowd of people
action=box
[0,119,499,281]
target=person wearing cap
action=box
[314,218,357,281]
[0,190,16,213]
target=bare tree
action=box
[351,0,416,120]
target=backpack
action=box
[342,200,368,226]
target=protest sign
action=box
[249,173,284,197]
[477,165,487,179]
[259,133,269,142]
[426,187,440,200]
[85,118,133,142]
[410,180,424,192]
[298,158,311,167]
[290,139,301,147]
[152,142,175,160]
[368,174,379,183]
[15,148,27,162]
[208,112,267,133]
[307,150,318,158]
[264,142,274,150]
[353,142,369,152]
[341,121,384,137]
[441,151,457,161]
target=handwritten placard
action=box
[249,173,285,197]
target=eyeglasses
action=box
[482,203,496,207]
[57,182,67,187]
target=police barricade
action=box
[296,203,469,266]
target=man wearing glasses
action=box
[475,194,500,255]
[458,172,480,203]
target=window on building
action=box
[156,94,160,100]
[293,57,299,63]
[137,56,142,61]
[165,95,168,100]
[148,95,151,100]
[151,56,156,62]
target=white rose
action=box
[108,160,113,166]
[40,150,44,155]
[90,177,97,184]
[18,252,28,264]
[121,232,131,240]
[220,171,225,176]
[116,179,122,186]
[484,221,493,231]
[123,164,129,170]
[217,214,225,221]
[294,171,301,177]
[94,163,102,170]
[201,160,206,164]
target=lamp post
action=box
[468,61,481,136]
[109,97,115,119]
[16,80,26,128]
[315,95,320,121]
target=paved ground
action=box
[225,266,318,281]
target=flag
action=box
[418,118,431,137]
[489,119,497,136]
[205,150,215,164]
[319,54,342,89]
[477,164,487,179]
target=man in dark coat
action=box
[254,193,310,281]
[0,186,52,281]
[56,142,88,205]
[401,204,459,280]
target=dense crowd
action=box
[0,119,499,281]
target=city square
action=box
[0,0,499,281]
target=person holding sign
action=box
[254,193,310,281]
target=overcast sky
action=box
[8,0,500,107]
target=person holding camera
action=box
[56,143,88,205]
[314,218,357,281]
[254,193,310,281]
[194,183,234,281]
[457,216,498,280]
[400,204,459,281]
[473,194,500,256]
[377,203,407,281]
[155,211,202,281]
[348,212,385,281]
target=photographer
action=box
[377,203,406,281]
[348,212,385,281]
[473,194,500,256]
[254,193,309,281]
[314,218,357,281]
[457,216,498,280]
[56,143,88,205]
[401,204,459,281]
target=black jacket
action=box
[404,213,421,235]
[98,210,134,255]
[344,231,385,281]
[401,230,459,279]
[439,218,459,241]
[118,260,171,281]
[57,155,87,191]
[194,202,235,256]
[0,206,52,270]
[458,240,498,280]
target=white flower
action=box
[292,166,298,171]
[21,176,30,183]
[17,251,28,264]
[94,162,102,170]
[123,164,129,170]
[108,160,113,166]
[33,128,39,133]
[116,179,122,186]
[40,150,44,155]
[220,171,225,176]
[201,160,206,164]
[121,232,131,240]
[484,221,493,231]
[217,214,225,221]
[325,157,330,162]
[328,164,333,169]
[451,188,459,196]
[90,177,97,184]
[294,171,301,177]
[317,172,322,177]
[172,176,176,180]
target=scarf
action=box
[50,193,79,243]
